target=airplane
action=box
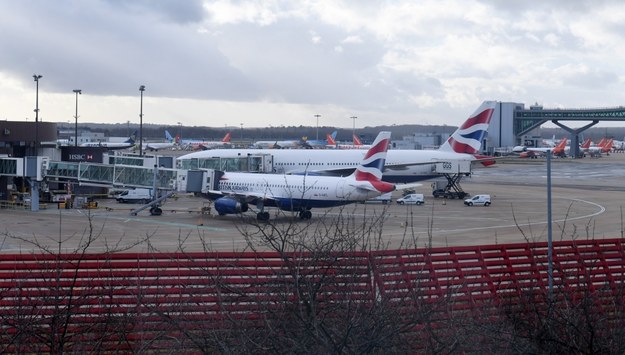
[513,137,568,158]
[178,101,498,183]
[181,132,232,150]
[580,138,612,156]
[145,130,177,151]
[253,138,303,149]
[326,132,370,149]
[300,131,337,149]
[80,131,136,150]
[207,131,395,221]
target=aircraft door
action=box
[335,180,346,198]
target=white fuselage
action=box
[80,142,134,149]
[145,142,176,151]
[179,148,475,183]
[217,171,381,209]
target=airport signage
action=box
[61,147,106,163]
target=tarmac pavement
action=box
[2,153,625,253]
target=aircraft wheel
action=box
[301,210,312,220]
[150,207,162,216]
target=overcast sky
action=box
[1,0,625,128]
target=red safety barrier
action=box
[0,238,623,352]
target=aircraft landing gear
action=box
[299,210,312,219]
[256,211,270,221]
[149,206,163,216]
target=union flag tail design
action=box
[439,101,497,154]
[353,131,395,193]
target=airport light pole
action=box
[314,114,321,141]
[73,89,82,146]
[350,116,357,143]
[139,85,145,156]
[177,121,182,142]
[240,123,243,143]
[33,74,42,151]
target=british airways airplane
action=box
[208,131,394,221]
[178,101,497,183]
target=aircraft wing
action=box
[208,189,271,202]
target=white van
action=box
[116,188,153,203]
[464,194,491,206]
[365,192,393,204]
[396,193,424,205]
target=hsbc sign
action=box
[61,147,105,163]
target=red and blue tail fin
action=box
[439,101,496,154]
[352,131,394,193]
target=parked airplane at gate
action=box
[80,131,136,150]
[178,101,497,183]
[208,131,395,221]
[145,130,176,151]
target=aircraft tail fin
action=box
[351,131,395,193]
[326,132,337,146]
[165,130,174,142]
[581,138,591,149]
[222,132,232,143]
[553,137,568,155]
[353,134,363,146]
[602,138,613,152]
[126,130,138,144]
[439,101,497,154]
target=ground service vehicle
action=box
[116,188,153,203]
[464,194,491,206]
[396,193,424,205]
[365,192,393,204]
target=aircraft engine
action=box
[214,197,249,215]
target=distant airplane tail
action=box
[353,134,363,146]
[351,131,395,193]
[175,134,181,144]
[580,138,592,150]
[439,101,497,154]
[126,130,138,144]
[165,130,174,142]
[553,137,568,155]
[222,132,232,143]
[326,132,337,146]
[601,138,613,153]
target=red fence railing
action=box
[0,238,623,352]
